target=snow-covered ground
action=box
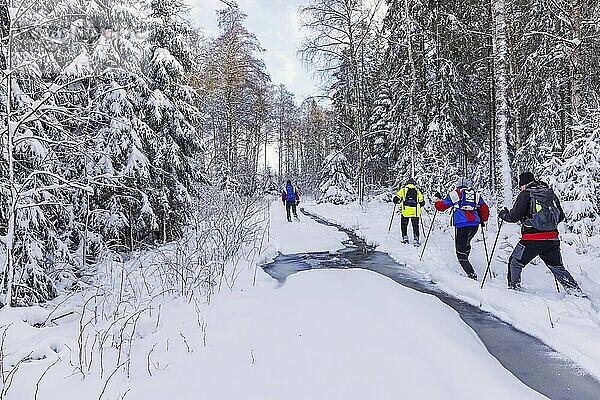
[304,198,600,381]
[1,199,584,399]
[0,198,600,400]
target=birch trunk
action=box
[506,0,521,172]
[570,0,582,140]
[264,120,268,172]
[487,0,496,189]
[278,86,284,176]
[491,0,513,206]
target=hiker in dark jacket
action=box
[393,178,425,246]
[499,172,584,295]
[282,180,300,222]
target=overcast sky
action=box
[189,0,322,102]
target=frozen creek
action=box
[263,210,600,400]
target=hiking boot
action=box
[565,287,588,298]
[413,238,420,247]
[401,236,409,244]
[508,282,522,291]
[467,273,478,281]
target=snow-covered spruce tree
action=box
[366,82,394,186]
[82,0,163,251]
[0,0,101,306]
[143,0,204,242]
[377,0,427,187]
[260,167,279,195]
[0,0,206,306]
[318,149,357,205]
[372,0,492,196]
[513,78,564,172]
[552,119,600,237]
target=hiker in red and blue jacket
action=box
[434,177,490,280]
[282,180,300,222]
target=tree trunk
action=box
[506,0,521,173]
[3,4,15,306]
[264,122,268,172]
[344,0,365,203]
[488,0,496,190]
[278,87,284,176]
[570,0,582,141]
[404,0,417,179]
[491,0,513,206]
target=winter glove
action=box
[480,220,485,228]
[296,200,300,205]
[393,196,400,204]
[498,207,509,221]
[434,192,442,200]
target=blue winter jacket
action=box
[434,187,490,228]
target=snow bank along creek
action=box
[262,209,600,400]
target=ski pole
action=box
[481,224,490,268]
[419,209,438,261]
[387,203,397,233]
[481,219,504,289]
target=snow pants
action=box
[285,201,298,221]
[508,240,579,290]
[455,225,479,278]
[400,216,420,239]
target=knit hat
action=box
[456,177,471,188]
[518,172,535,187]
[406,178,416,185]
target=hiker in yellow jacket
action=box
[393,178,425,246]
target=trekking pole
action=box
[419,210,438,261]
[387,203,397,233]
[481,220,504,289]
[481,225,490,269]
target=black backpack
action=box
[404,187,418,207]
[525,187,560,231]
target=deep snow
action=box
[0,199,582,399]
[305,198,600,381]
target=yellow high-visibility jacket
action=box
[396,184,425,218]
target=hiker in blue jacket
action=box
[281,180,300,222]
[434,177,490,280]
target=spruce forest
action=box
[1,0,599,308]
